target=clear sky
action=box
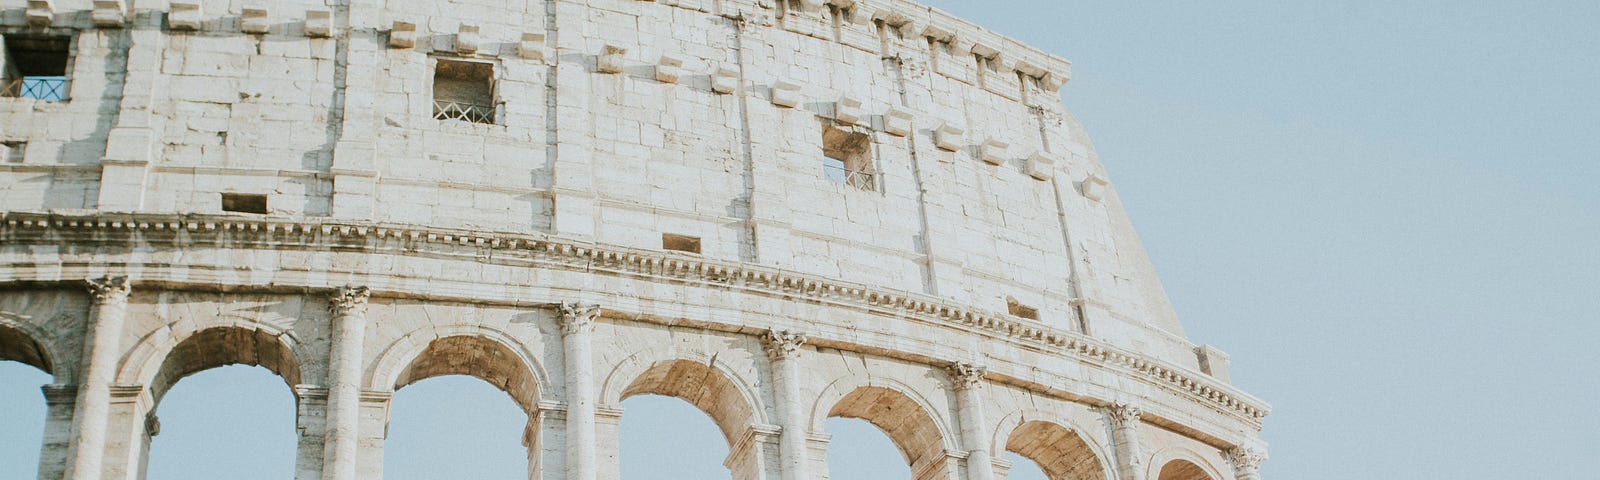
[3,1,1597,479]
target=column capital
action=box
[558,301,601,335]
[1105,401,1142,428]
[945,362,987,391]
[328,285,371,317]
[759,329,806,361]
[1228,445,1268,473]
[86,276,131,305]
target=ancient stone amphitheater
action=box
[0,0,1269,479]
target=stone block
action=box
[1080,173,1108,200]
[168,0,202,31]
[519,33,547,62]
[933,123,964,151]
[389,22,418,49]
[883,108,914,137]
[834,95,864,126]
[241,6,270,34]
[711,65,739,94]
[1025,151,1057,180]
[92,0,125,27]
[25,0,53,28]
[598,45,627,74]
[979,138,1008,165]
[305,9,332,38]
[770,80,802,108]
[655,54,684,84]
[456,24,480,55]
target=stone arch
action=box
[118,316,310,393]
[1146,448,1224,480]
[368,324,551,410]
[601,347,767,445]
[146,326,304,405]
[0,317,55,375]
[811,375,957,478]
[991,413,1111,480]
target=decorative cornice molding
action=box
[0,212,1270,424]
[1106,401,1143,429]
[558,301,601,336]
[85,275,131,305]
[759,329,807,361]
[328,285,371,318]
[1228,446,1268,473]
[946,362,986,391]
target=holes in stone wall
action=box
[221,193,268,214]
[1006,296,1040,321]
[662,233,702,254]
[1,34,70,102]
[2,141,23,163]
[822,123,875,191]
[432,58,497,124]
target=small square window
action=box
[1006,296,1040,321]
[662,233,702,254]
[221,193,268,214]
[822,123,875,191]
[432,58,496,124]
[1,34,71,102]
[2,142,23,163]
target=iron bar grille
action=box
[1,77,67,102]
[822,159,876,191]
[432,100,495,124]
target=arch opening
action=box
[1157,460,1216,480]
[393,335,541,413]
[148,327,302,406]
[826,416,913,480]
[614,358,760,480]
[386,335,544,480]
[619,394,732,480]
[824,386,949,480]
[1003,420,1107,480]
[0,323,52,373]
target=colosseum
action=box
[0,0,1269,479]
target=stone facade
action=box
[0,0,1267,479]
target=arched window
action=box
[619,395,729,480]
[384,375,529,480]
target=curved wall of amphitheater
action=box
[0,0,1268,479]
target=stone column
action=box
[65,276,131,480]
[1106,402,1144,480]
[1228,446,1268,480]
[558,302,601,480]
[948,362,994,480]
[759,330,810,480]
[322,286,371,480]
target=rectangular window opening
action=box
[662,233,702,254]
[432,58,496,124]
[822,123,875,191]
[221,193,269,214]
[2,142,23,163]
[1,34,71,102]
[1006,297,1040,321]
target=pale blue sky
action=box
[4,1,1598,478]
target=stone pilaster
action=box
[558,302,601,480]
[39,384,77,480]
[1228,445,1268,480]
[1105,401,1144,480]
[948,362,994,480]
[294,385,329,480]
[760,329,810,480]
[65,276,130,480]
[322,286,371,480]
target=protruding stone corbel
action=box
[241,6,270,34]
[455,24,480,54]
[305,9,332,37]
[793,0,825,14]
[598,45,628,74]
[770,79,802,108]
[518,33,547,61]
[933,123,965,152]
[1080,173,1109,201]
[711,65,740,94]
[388,21,417,49]
[168,0,202,31]
[1025,151,1058,180]
[979,139,1009,165]
[92,0,126,28]
[655,54,684,84]
[883,107,914,137]
[25,0,54,28]
[834,95,864,125]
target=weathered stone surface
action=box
[0,0,1267,479]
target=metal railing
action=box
[1,77,67,102]
[432,100,495,124]
[823,161,876,191]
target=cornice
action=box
[0,211,1270,425]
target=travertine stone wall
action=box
[0,0,1268,479]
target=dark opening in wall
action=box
[1,34,71,102]
[432,58,496,124]
[822,123,875,191]
[1006,297,1040,321]
[2,142,22,163]
[662,234,702,254]
[221,193,268,214]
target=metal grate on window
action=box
[1,77,66,102]
[432,100,495,124]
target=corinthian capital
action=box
[945,362,986,391]
[328,285,371,317]
[759,329,806,361]
[558,302,601,335]
[1229,445,1268,472]
[86,276,131,305]
[1106,401,1143,429]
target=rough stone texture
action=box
[0,0,1268,479]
